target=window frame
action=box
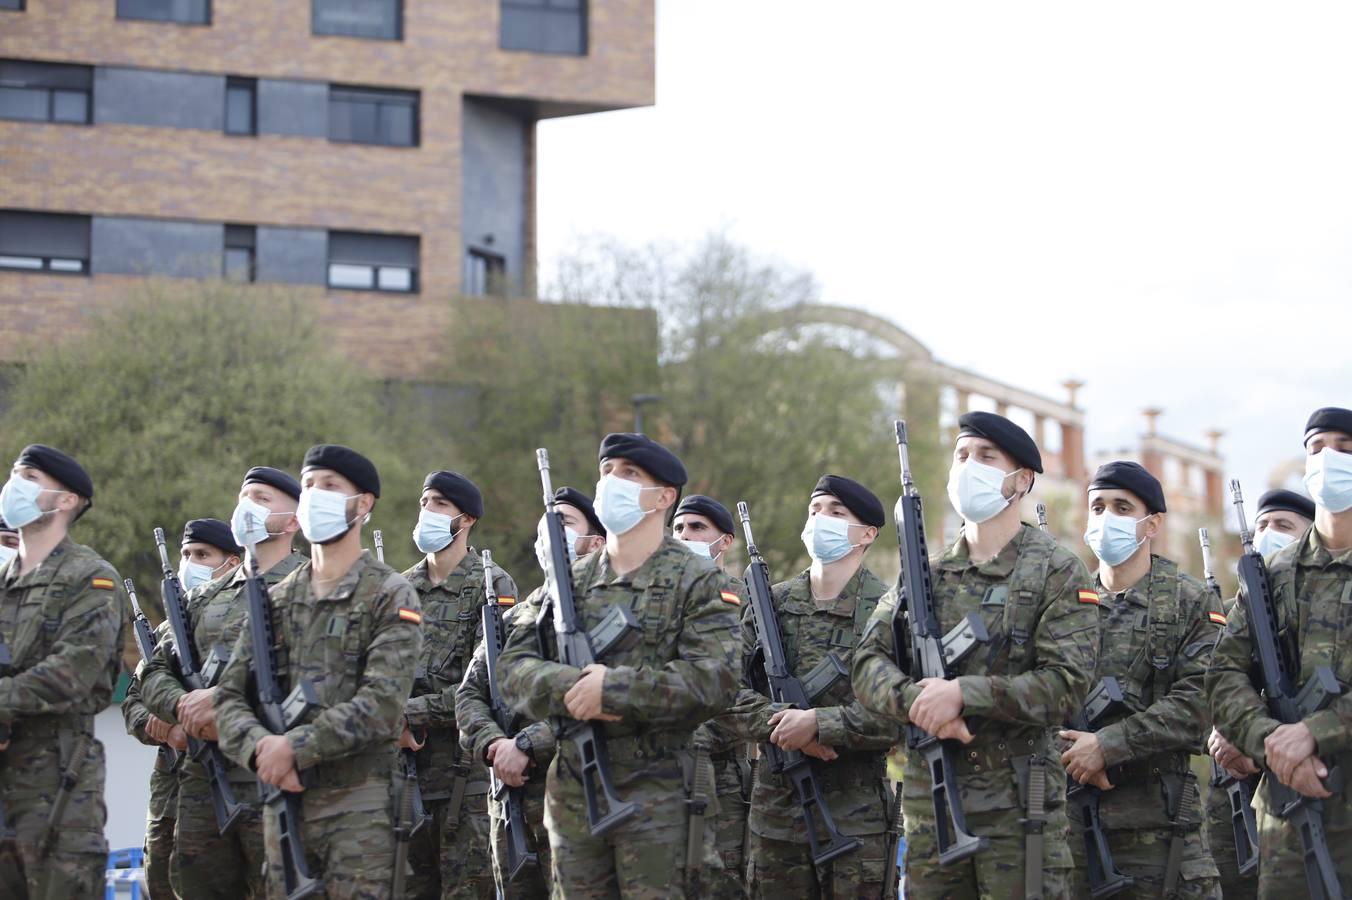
[0,210,91,277]
[224,77,257,137]
[115,0,212,26]
[465,246,508,297]
[311,0,403,41]
[0,60,93,125]
[223,224,256,283]
[326,230,419,294]
[0,0,26,12]
[499,0,588,56]
[328,84,419,147]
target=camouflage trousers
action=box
[745,830,887,899]
[171,768,267,899]
[488,778,551,899]
[144,761,178,899]
[903,804,1073,900]
[1253,791,1352,899]
[261,780,395,900]
[1201,777,1257,900]
[0,732,108,900]
[706,754,750,900]
[1066,825,1220,899]
[544,753,720,899]
[407,786,495,899]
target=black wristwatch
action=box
[514,731,534,761]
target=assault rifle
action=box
[1066,677,1134,897]
[125,577,180,770]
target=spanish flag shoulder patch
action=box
[497,595,516,607]
[720,590,741,606]
[1077,589,1100,605]
[1208,611,1227,626]
[398,607,422,625]
[90,577,115,591]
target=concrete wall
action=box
[461,97,526,293]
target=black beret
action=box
[1088,461,1167,514]
[1304,407,1352,445]
[423,471,483,520]
[16,444,93,500]
[182,518,242,556]
[241,466,301,501]
[0,516,13,533]
[674,494,735,536]
[1257,489,1316,522]
[598,433,688,487]
[956,412,1044,474]
[555,487,603,536]
[811,475,885,528]
[301,444,380,497]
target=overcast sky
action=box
[536,2,1352,512]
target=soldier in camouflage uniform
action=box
[852,412,1099,900]
[1208,407,1352,899]
[455,486,606,899]
[1204,488,1313,900]
[498,432,741,898]
[717,475,900,898]
[215,444,424,900]
[1059,461,1222,898]
[0,444,125,899]
[676,494,752,899]
[124,517,242,898]
[141,471,306,898]
[399,469,517,899]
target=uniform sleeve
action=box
[1095,583,1222,766]
[498,585,583,721]
[701,591,784,741]
[139,621,189,725]
[455,634,508,763]
[288,577,423,771]
[120,670,157,746]
[0,565,122,722]
[850,587,923,722]
[814,662,904,751]
[214,611,271,772]
[956,553,1098,726]
[600,569,741,729]
[1206,593,1281,762]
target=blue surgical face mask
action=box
[534,515,583,571]
[230,496,287,548]
[413,509,462,554]
[179,558,226,592]
[0,545,15,569]
[801,514,859,564]
[593,475,660,536]
[297,488,360,545]
[0,477,64,530]
[1253,527,1296,558]
[682,538,724,564]
[947,460,1021,524]
[1304,447,1352,514]
[1084,511,1151,566]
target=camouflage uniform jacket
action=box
[0,538,125,737]
[121,619,180,817]
[851,524,1098,819]
[719,565,900,840]
[140,550,307,787]
[1207,527,1352,811]
[497,537,741,771]
[456,586,558,780]
[1089,554,1224,828]
[214,551,422,794]
[403,548,516,799]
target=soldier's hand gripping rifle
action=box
[737,500,861,866]
[482,549,538,884]
[1199,527,1258,877]
[535,448,638,836]
[125,577,180,770]
[1230,482,1345,900]
[154,528,244,836]
[239,518,322,900]
[1066,677,1134,897]
[891,420,989,865]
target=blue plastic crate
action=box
[106,847,145,900]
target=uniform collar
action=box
[942,523,1031,579]
[1298,526,1352,569]
[3,535,74,588]
[591,535,685,591]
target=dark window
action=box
[0,211,90,274]
[224,225,255,282]
[313,0,401,40]
[116,0,210,24]
[225,77,256,135]
[329,85,417,146]
[464,247,507,296]
[0,60,92,124]
[0,1,25,11]
[501,0,586,55]
[328,231,418,292]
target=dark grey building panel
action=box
[94,67,224,130]
[461,98,527,294]
[255,226,326,285]
[257,79,328,138]
[92,217,222,277]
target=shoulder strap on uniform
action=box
[1002,529,1054,671]
[1143,557,1183,704]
